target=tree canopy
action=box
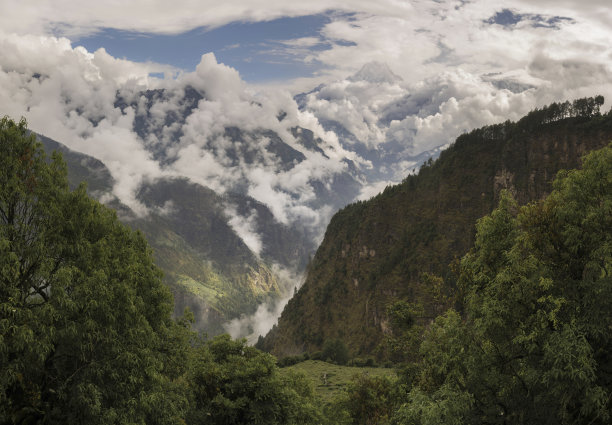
[0,116,191,423]
[397,143,612,424]
[0,116,327,425]
[187,334,323,425]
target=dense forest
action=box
[0,117,324,424]
[1,96,611,424]
[263,96,612,359]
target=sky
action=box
[2,1,611,88]
[74,14,336,82]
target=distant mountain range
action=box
[35,63,447,337]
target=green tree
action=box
[186,334,323,425]
[334,374,402,425]
[381,300,424,364]
[322,339,350,365]
[397,143,612,424]
[0,117,190,424]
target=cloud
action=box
[279,36,323,48]
[188,52,245,101]
[356,180,394,201]
[225,205,263,256]
[223,263,304,343]
[0,32,366,240]
[3,4,612,227]
[0,1,443,38]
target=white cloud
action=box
[3,0,612,226]
[223,263,305,343]
[187,53,245,101]
[0,32,365,237]
[225,205,263,256]
[0,1,445,38]
[356,180,393,201]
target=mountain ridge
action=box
[37,133,296,334]
[261,97,612,358]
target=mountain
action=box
[261,97,612,358]
[31,70,379,336]
[293,61,538,186]
[348,61,403,85]
[19,54,507,339]
[110,82,371,243]
[37,133,309,334]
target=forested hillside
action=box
[0,116,322,424]
[263,97,612,358]
[3,107,611,424]
[35,132,313,335]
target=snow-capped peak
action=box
[348,61,403,84]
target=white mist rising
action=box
[223,264,305,344]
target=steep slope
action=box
[37,134,300,334]
[133,179,287,334]
[263,98,612,358]
[36,133,115,196]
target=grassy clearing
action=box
[279,360,396,402]
[176,274,224,303]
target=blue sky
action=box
[73,14,335,82]
[2,0,610,92]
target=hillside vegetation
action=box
[36,134,309,335]
[263,96,612,359]
[3,104,611,424]
[279,360,395,403]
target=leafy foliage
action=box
[0,116,191,424]
[187,335,323,425]
[380,300,424,364]
[400,144,612,424]
[334,374,403,425]
[321,339,350,365]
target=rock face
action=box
[262,106,612,358]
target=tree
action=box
[334,374,402,425]
[322,338,350,365]
[398,143,612,424]
[0,117,190,424]
[186,334,323,425]
[381,300,424,364]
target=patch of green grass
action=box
[175,274,225,305]
[279,360,395,403]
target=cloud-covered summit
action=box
[298,63,537,180]
[348,61,403,85]
[0,35,367,246]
